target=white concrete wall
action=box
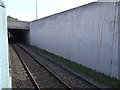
[30,2,120,79]
[0,7,11,89]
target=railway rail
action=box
[24,45,109,88]
[12,42,110,89]
[19,43,110,89]
[12,43,72,89]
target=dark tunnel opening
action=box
[8,29,29,44]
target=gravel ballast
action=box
[20,44,95,88]
[9,45,35,88]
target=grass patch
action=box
[27,44,120,88]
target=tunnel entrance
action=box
[8,29,29,43]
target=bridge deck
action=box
[8,19,30,30]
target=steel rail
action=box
[12,44,40,90]
[21,44,109,89]
[17,43,72,89]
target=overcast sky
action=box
[4,0,97,21]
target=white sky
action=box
[4,0,97,21]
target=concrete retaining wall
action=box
[30,2,120,79]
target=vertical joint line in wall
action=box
[112,2,117,77]
[118,2,120,80]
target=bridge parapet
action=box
[8,19,30,30]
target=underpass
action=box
[8,19,30,43]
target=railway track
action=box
[25,47,104,88]
[19,43,110,89]
[12,43,72,89]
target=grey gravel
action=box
[9,44,35,88]
[21,44,95,88]
[14,44,67,88]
